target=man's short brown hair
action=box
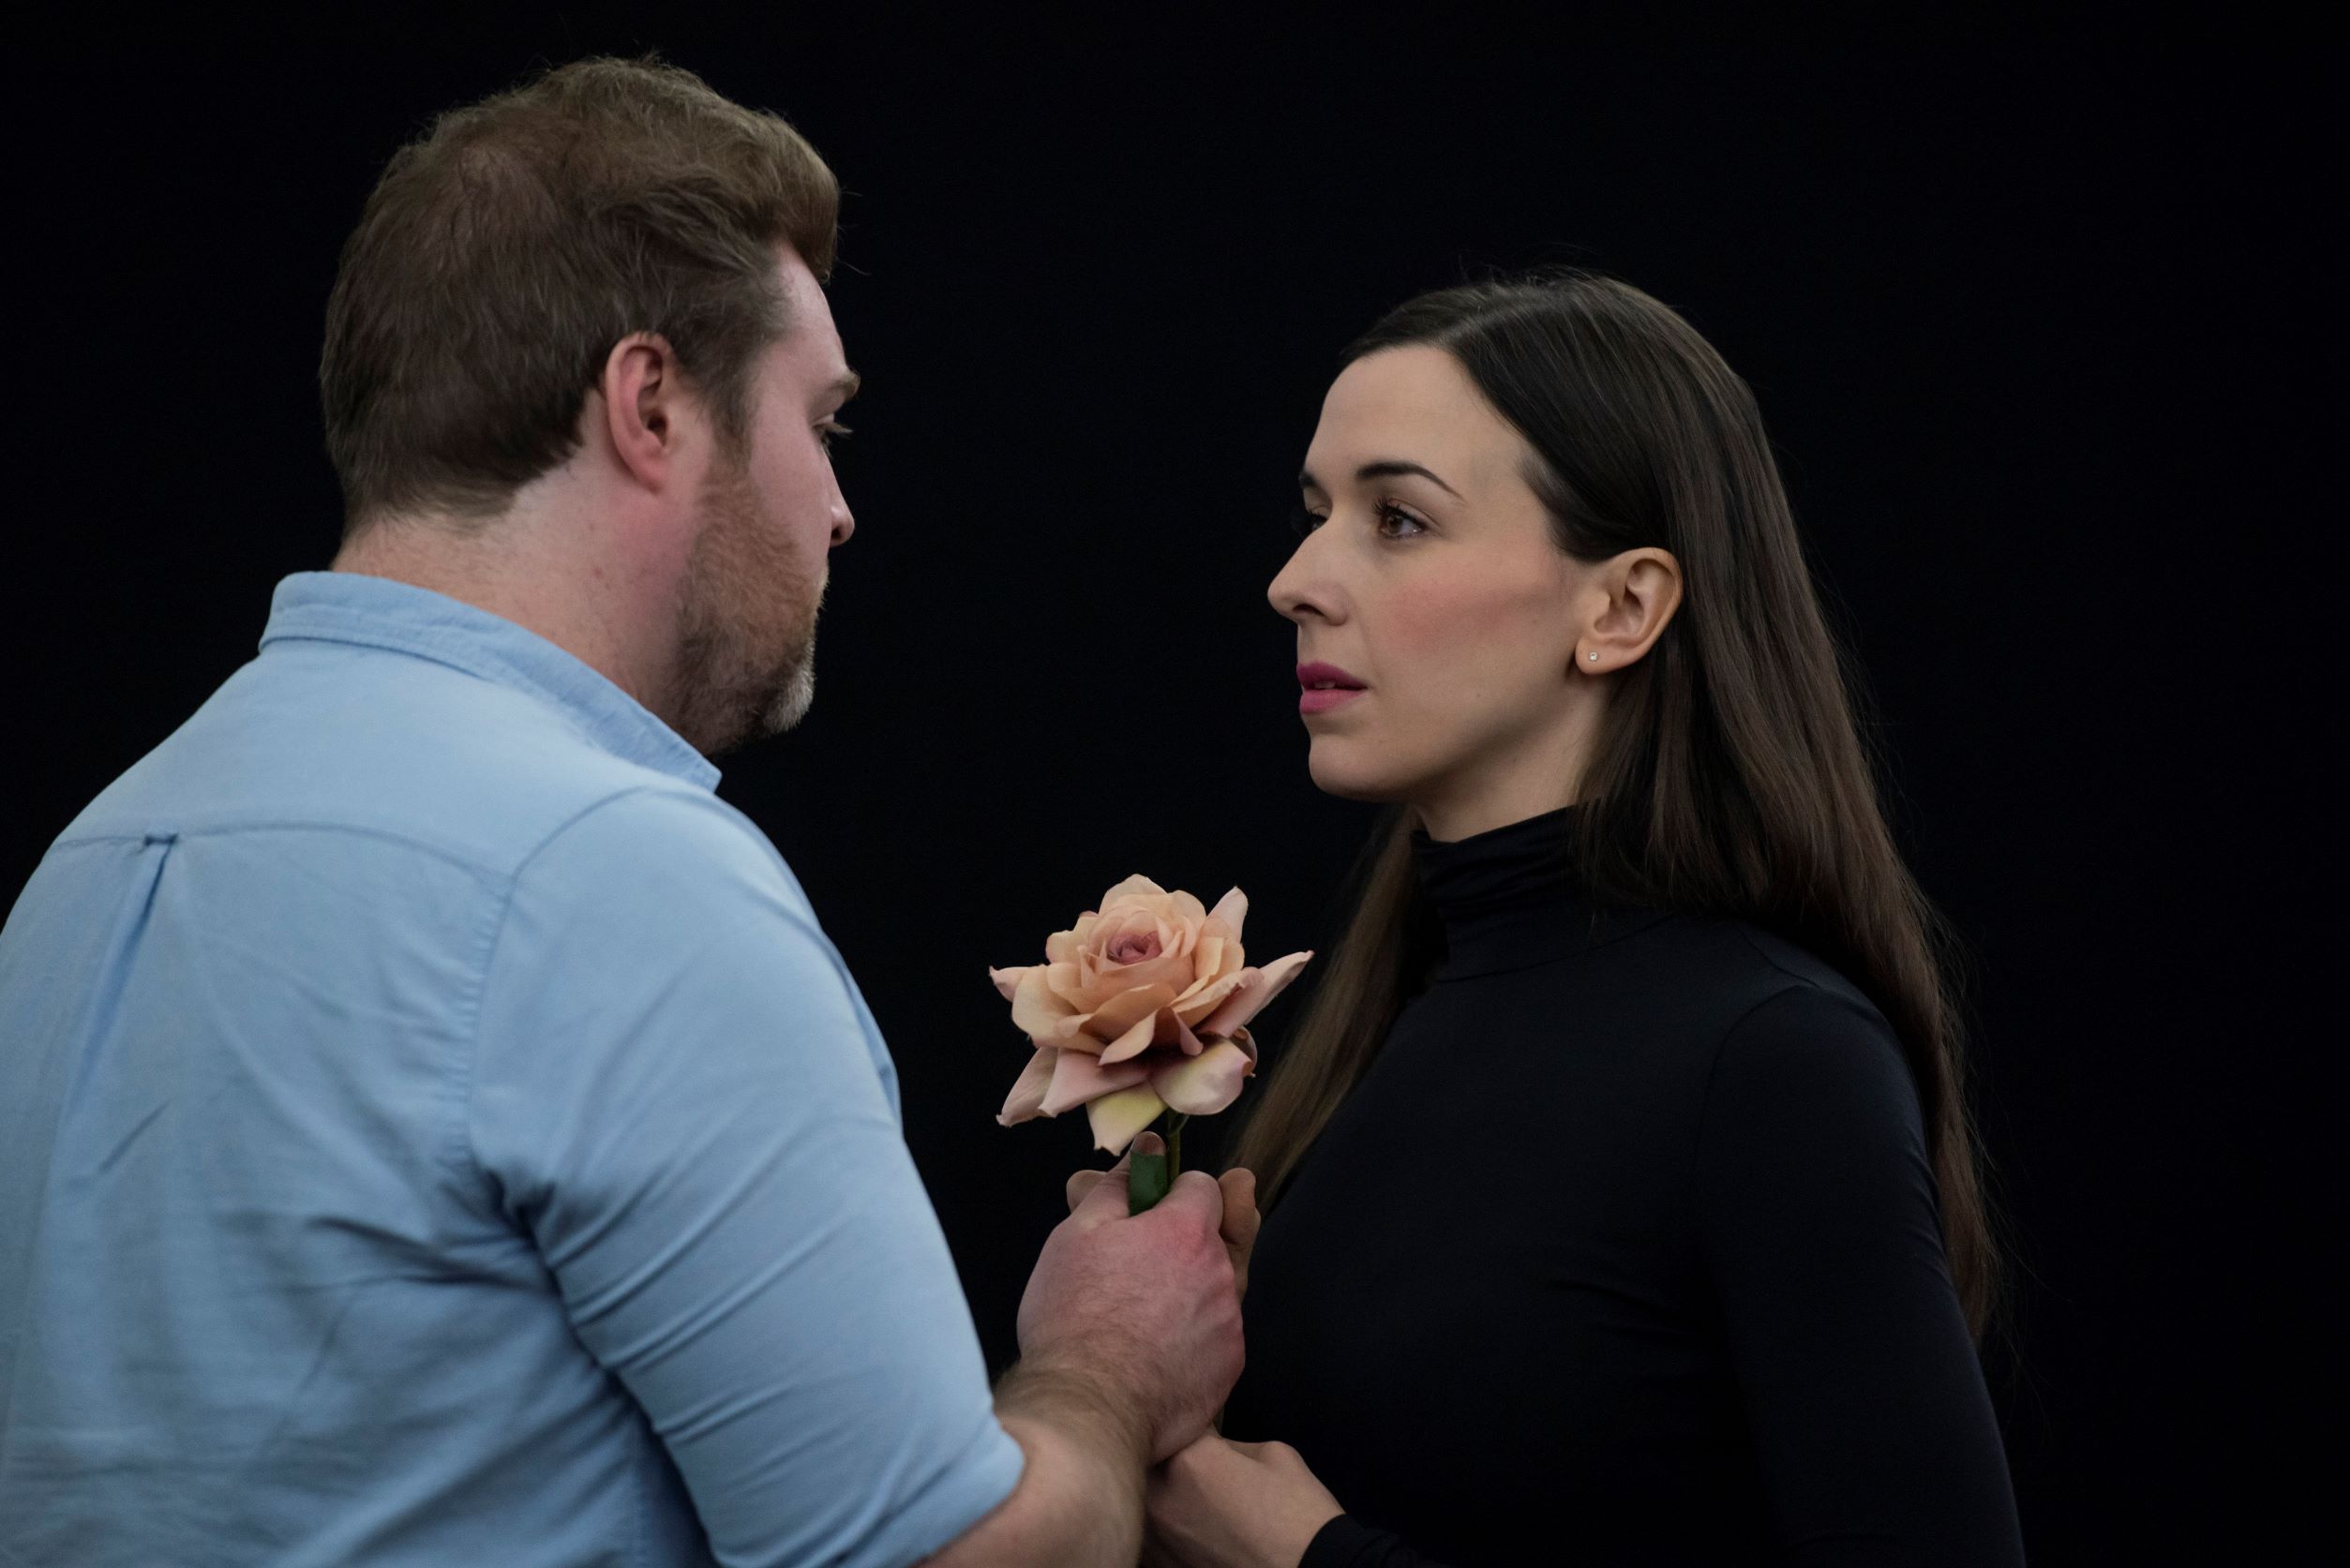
[321,57,838,530]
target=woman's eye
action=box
[1294,503,1425,539]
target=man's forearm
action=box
[922,1357,1151,1568]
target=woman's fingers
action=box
[1219,1168,1261,1299]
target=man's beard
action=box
[669,454,822,756]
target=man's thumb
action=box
[1070,1131,1163,1228]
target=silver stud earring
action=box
[1586,651,1599,662]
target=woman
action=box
[1137,275,2023,1566]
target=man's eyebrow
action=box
[828,371,862,402]
[1297,459,1460,498]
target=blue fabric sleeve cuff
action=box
[855,1414,1026,1568]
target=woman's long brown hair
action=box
[1228,274,2002,1339]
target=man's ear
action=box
[594,332,683,493]
[1575,547,1684,676]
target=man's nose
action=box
[830,500,855,547]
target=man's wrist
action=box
[980,1356,1153,1568]
[994,1352,1154,1471]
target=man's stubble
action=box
[669,452,822,757]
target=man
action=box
[0,57,1247,1567]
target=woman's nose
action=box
[1268,536,1333,624]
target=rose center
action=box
[1105,932,1162,964]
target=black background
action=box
[8,11,2334,1561]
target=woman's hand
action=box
[1140,1431,1345,1568]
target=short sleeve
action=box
[1693,983,2023,1566]
[470,788,1022,1568]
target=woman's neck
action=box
[1412,771,1581,844]
[1409,702,1598,843]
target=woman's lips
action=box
[1295,661,1366,717]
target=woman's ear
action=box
[1574,547,1684,675]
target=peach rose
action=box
[990,874,1312,1156]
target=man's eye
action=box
[818,422,852,450]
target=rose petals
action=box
[1117,948,1200,999]
[1207,887,1249,939]
[1086,981,1179,1043]
[1010,966,1078,1041]
[1040,1047,1152,1117]
[1085,1085,1168,1155]
[997,1045,1056,1125]
[1197,948,1313,1040]
[1150,1038,1256,1115]
[994,877,1312,1154]
[1043,961,1090,1006]
[1170,968,1249,1026]
[1097,1012,1158,1065]
[1161,1009,1206,1056]
[1100,874,1170,906]
[1105,929,1163,965]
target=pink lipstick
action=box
[1297,661,1366,715]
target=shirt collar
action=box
[258,571,721,792]
[1409,804,1667,979]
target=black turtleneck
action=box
[1219,808,2023,1567]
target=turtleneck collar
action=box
[1410,805,1664,980]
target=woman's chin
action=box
[1305,746,1414,805]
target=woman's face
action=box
[1269,346,1605,834]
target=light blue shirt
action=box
[0,572,1023,1566]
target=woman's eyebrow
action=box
[1297,459,1460,498]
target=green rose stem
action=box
[1128,1111,1190,1215]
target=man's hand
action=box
[1017,1134,1246,1462]
[1141,1432,1345,1568]
[1067,1161,1261,1304]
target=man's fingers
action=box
[1150,1165,1228,1230]
[1076,1164,1255,1218]
[1070,1148,1250,1236]
[1068,1132,1162,1229]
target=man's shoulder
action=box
[512,784,805,928]
[64,642,760,888]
